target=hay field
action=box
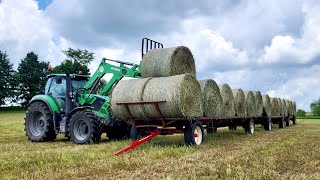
[1,112,320,179]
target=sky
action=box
[0,0,320,111]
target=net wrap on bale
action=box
[141,46,196,78]
[278,98,285,116]
[271,98,280,116]
[244,91,256,116]
[253,91,263,116]
[199,79,222,118]
[232,89,247,117]
[262,94,272,117]
[219,83,236,116]
[281,99,288,116]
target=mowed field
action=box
[0,112,320,179]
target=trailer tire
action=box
[24,101,56,142]
[207,127,217,134]
[228,126,237,131]
[279,118,285,128]
[245,119,255,134]
[184,121,204,146]
[69,110,102,144]
[285,117,290,127]
[264,117,272,131]
[292,116,296,124]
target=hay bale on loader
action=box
[142,73,203,119]
[232,89,247,116]
[253,91,263,116]
[141,46,196,78]
[199,79,222,118]
[111,78,151,120]
[244,91,256,116]
[271,98,280,116]
[262,94,272,117]
[218,83,236,116]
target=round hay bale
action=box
[271,97,280,116]
[218,83,236,116]
[198,79,222,118]
[232,89,247,117]
[253,91,263,116]
[110,78,151,120]
[293,101,296,116]
[278,98,285,116]
[142,73,203,119]
[141,46,196,78]
[289,101,294,116]
[244,91,256,116]
[285,99,291,116]
[281,99,288,116]
[262,94,271,117]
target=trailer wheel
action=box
[292,116,296,124]
[229,125,237,131]
[285,117,290,127]
[245,119,255,134]
[264,117,272,131]
[24,101,56,142]
[207,127,217,134]
[69,110,102,144]
[279,118,285,128]
[184,121,204,146]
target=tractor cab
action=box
[44,74,89,111]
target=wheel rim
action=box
[73,119,89,141]
[29,112,45,136]
[249,121,254,134]
[194,126,203,145]
[269,121,272,130]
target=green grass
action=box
[297,115,320,119]
[1,112,320,179]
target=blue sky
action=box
[0,0,320,111]
[36,0,52,10]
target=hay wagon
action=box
[114,100,296,155]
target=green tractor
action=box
[24,38,163,144]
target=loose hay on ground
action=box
[244,91,256,116]
[141,46,196,78]
[198,79,222,118]
[218,83,236,116]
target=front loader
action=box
[24,38,163,144]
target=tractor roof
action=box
[47,74,90,80]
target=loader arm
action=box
[78,57,141,105]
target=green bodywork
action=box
[30,95,61,113]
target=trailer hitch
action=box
[114,130,160,156]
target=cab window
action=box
[48,78,66,97]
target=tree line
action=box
[0,48,94,107]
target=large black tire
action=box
[264,117,272,131]
[207,127,217,134]
[245,119,255,134]
[285,117,290,127]
[69,110,102,144]
[279,118,285,128]
[184,121,204,146]
[24,101,56,142]
[106,121,131,141]
[129,126,149,141]
[229,125,237,131]
[292,116,297,124]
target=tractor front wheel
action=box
[69,110,102,144]
[24,101,56,142]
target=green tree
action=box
[310,99,320,116]
[52,48,94,75]
[296,109,306,117]
[17,52,49,106]
[0,51,15,105]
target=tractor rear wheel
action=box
[69,110,102,144]
[184,121,204,146]
[24,101,56,142]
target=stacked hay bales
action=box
[141,46,196,78]
[281,99,288,116]
[111,78,151,120]
[278,98,285,116]
[285,100,291,116]
[271,98,280,116]
[219,84,236,116]
[199,79,222,118]
[111,74,203,120]
[253,91,263,116]
[143,74,203,118]
[293,101,297,116]
[262,94,272,117]
[289,101,294,116]
[244,91,256,116]
[232,89,247,116]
